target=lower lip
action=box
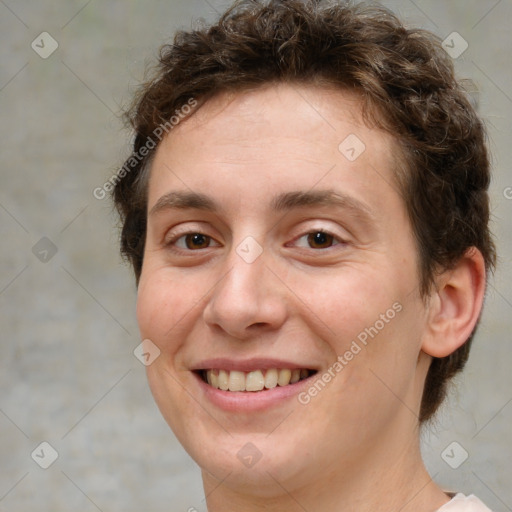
[194,372,315,412]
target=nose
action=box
[202,246,288,340]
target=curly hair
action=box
[112,0,496,422]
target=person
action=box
[112,1,496,510]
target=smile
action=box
[200,368,316,392]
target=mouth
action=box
[197,368,317,392]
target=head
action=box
[113,0,495,498]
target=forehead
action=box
[162,84,372,155]
[147,83,403,215]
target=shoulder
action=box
[438,493,493,511]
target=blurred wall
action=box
[0,1,510,511]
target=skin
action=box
[136,83,486,512]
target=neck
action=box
[202,424,450,512]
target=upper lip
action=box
[190,358,318,372]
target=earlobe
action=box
[421,247,487,358]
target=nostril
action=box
[250,322,267,328]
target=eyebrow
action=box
[149,189,375,224]
[149,191,217,216]
[271,190,374,220]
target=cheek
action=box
[136,270,195,344]
[338,295,426,420]
[290,262,424,386]
[285,263,398,344]
[136,266,222,363]
[136,274,169,340]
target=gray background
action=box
[0,1,510,511]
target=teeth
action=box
[264,368,278,389]
[203,368,312,392]
[246,370,265,391]
[228,371,245,392]
[278,368,292,386]
[218,370,229,391]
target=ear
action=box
[421,247,487,358]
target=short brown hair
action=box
[113,0,496,422]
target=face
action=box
[137,84,432,496]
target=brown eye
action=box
[184,233,211,249]
[307,231,335,249]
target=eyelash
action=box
[165,232,220,251]
[290,230,344,250]
[165,229,346,252]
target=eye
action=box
[293,231,342,249]
[172,232,218,250]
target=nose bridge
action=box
[217,243,269,312]
[203,238,287,337]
